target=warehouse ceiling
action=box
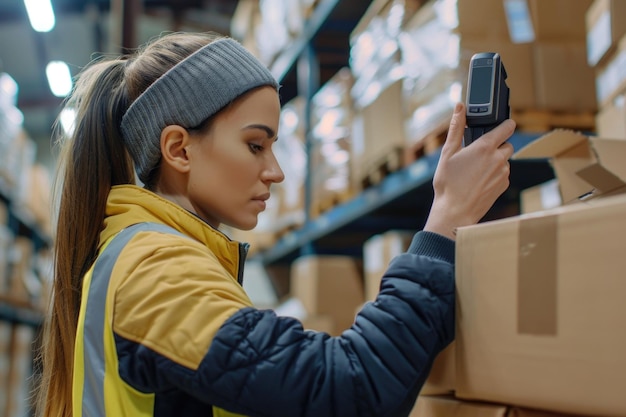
[0,0,241,147]
[0,0,369,160]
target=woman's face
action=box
[185,86,284,230]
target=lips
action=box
[252,193,270,202]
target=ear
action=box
[160,125,191,174]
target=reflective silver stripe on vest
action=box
[81,222,187,417]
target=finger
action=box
[482,118,516,148]
[499,141,515,160]
[441,102,466,158]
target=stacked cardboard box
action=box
[0,321,11,416]
[4,324,36,417]
[348,0,598,195]
[588,0,626,139]
[407,129,626,415]
[455,0,596,114]
[288,255,364,336]
[309,68,356,217]
[526,0,596,113]
[410,395,508,417]
[349,0,421,191]
[455,191,626,417]
[0,320,38,417]
[411,395,601,417]
[273,96,307,229]
[362,230,415,302]
[230,0,318,67]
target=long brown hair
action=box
[36,32,223,417]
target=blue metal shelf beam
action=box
[0,301,43,327]
[255,132,549,265]
[269,0,342,82]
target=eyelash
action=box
[249,143,264,154]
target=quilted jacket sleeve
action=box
[160,230,455,417]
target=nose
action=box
[262,151,285,184]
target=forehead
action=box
[218,86,280,126]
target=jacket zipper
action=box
[237,242,249,285]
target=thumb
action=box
[441,102,466,158]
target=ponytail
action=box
[36,58,134,417]
[36,32,226,417]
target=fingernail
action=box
[455,102,463,113]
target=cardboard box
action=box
[456,0,510,38]
[596,94,626,139]
[273,97,307,232]
[420,342,455,396]
[9,237,35,303]
[586,0,626,66]
[410,394,508,417]
[519,179,562,214]
[363,230,415,302]
[6,324,35,417]
[301,314,336,334]
[528,0,594,41]
[455,193,626,416]
[512,129,626,204]
[351,80,406,191]
[274,298,336,334]
[533,41,597,112]
[594,34,626,107]
[509,408,589,417]
[290,255,364,336]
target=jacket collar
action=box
[101,185,241,278]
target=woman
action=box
[37,32,515,417]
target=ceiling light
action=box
[24,0,56,32]
[46,61,72,97]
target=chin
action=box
[231,217,258,231]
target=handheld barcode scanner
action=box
[463,52,510,146]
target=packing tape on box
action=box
[518,214,557,336]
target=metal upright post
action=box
[297,43,319,257]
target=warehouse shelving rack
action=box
[255,0,554,269]
[0,180,49,327]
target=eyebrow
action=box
[242,124,276,139]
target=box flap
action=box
[513,129,596,202]
[552,158,596,203]
[513,130,626,203]
[590,137,626,182]
[512,129,588,159]
[576,163,624,193]
[573,137,626,195]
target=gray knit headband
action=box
[120,38,279,184]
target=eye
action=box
[248,143,264,154]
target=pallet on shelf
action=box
[263,208,305,243]
[357,146,404,190]
[310,188,355,219]
[512,109,596,133]
[403,124,449,168]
